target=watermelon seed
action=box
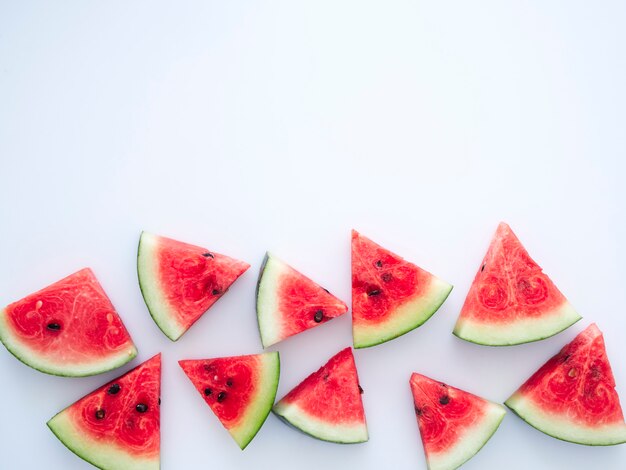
[381,273,392,282]
[217,392,227,403]
[375,260,383,268]
[158,398,161,405]
[95,409,105,420]
[314,310,324,323]
[481,264,485,272]
[136,404,148,413]
[322,288,330,293]
[226,379,233,387]
[202,252,214,258]
[323,374,329,381]
[367,289,381,296]
[46,322,61,331]
[414,406,422,416]
[568,368,578,378]
[560,354,571,363]
[204,388,212,396]
[358,385,364,394]
[439,396,450,405]
[212,289,221,295]
[107,384,121,395]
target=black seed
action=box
[368,289,381,296]
[381,273,392,282]
[358,385,364,394]
[136,403,148,413]
[158,398,161,405]
[226,379,233,387]
[415,406,422,416]
[212,289,221,295]
[439,382,448,388]
[314,310,324,323]
[217,392,227,403]
[202,252,214,258]
[481,264,485,272]
[560,354,571,363]
[323,288,330,293]
[375,260,383,268]
[95,409,105,420]
[47,322,61,331]
[323,373,329,381]
[204,388,212,396]
[107,384,121,395]
[439,396,450,405]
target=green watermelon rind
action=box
[353,277,453,349]
[0,308,137,377]
[137,231,186,341]
[229,352,281,450]
[272,401,369,444]
[452,301,581,347]
[256,253,287,348]
[47,411,159,470]
[505,392,626,446]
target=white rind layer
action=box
[47,410,159,470]
[505,392,626,446]
[0,308,137,377]
[425,403,506,470]
[353,276,452,349]
[256,254,290,348]
[137,232,185,341]
[453,301,581,346]
[272,400,368,444]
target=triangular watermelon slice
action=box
[256,253,348,347]
[179,352,280,450]
[410,373,506,470]
[505,323,626,445]
[453,222,581,346]
[47,354,161,469]
[0,268,137,376]
[351,230,453,348]
[272,347,368,443]
[137,232,250,341]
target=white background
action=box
[1,1,625,469]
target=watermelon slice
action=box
[179,352,280,450]
[351,230,453,348]
[0,268,137,377]
[505,323,626,445]
[410,373,506,470]
[47,354,161,470]
[453,222,581,346]
[137,232,250,341]
[256,253,348,347]
[273,347,368,443]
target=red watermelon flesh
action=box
[137,232,250,341]
[505,324,626,445]
[47,354,161,470]
[272,347,368,443]
[179,352,279,449]
[351,230,452,348]
[453,222,581,345]
[0,268,137,376]
[410,373,505,470]
[256,253,348,347]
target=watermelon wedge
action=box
[273,347,368,444]
[453,222,581,346]
[179,352,279,450]
[0,268,137,377]
[410,373,506,470]
[137,232,250,341]
[505,323,626,445]
[351,230,453,348]
[256,253,348,347]
[47,354,161,470]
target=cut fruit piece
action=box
[410,373,506,470]
[47,354,161,470]
[256,253,348,347]
[137,232,250,341]
[179,352,279,450]
[351,230,452,348]
[273,347,368,444]
[0,268,137,377]
[453,222,581,346]
[505,323,626,445]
